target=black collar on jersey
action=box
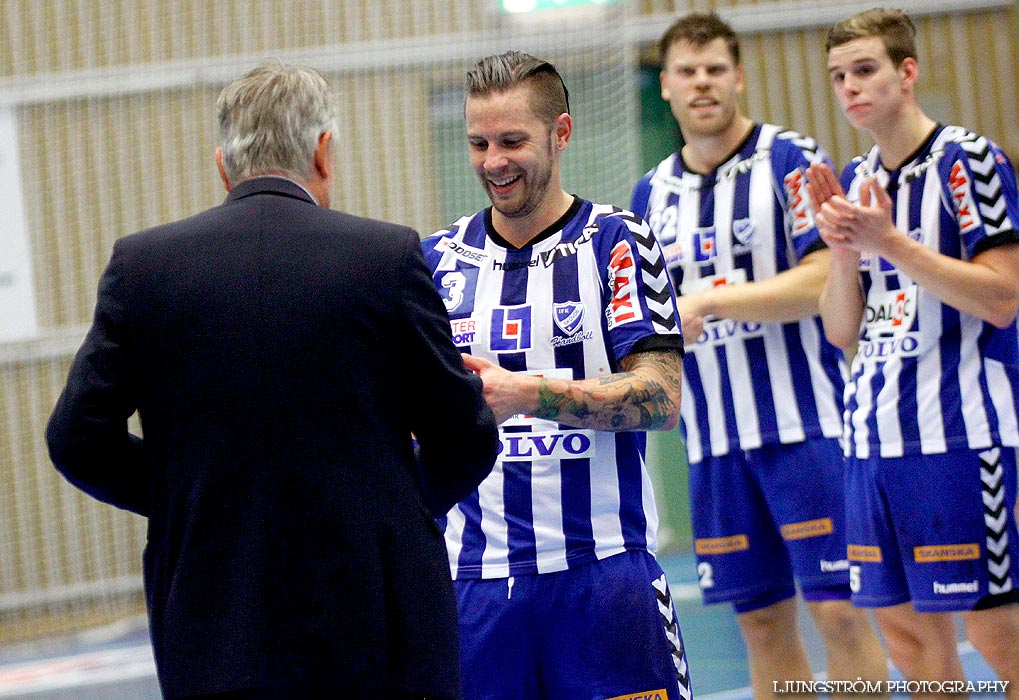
[484,195,583,250]
[679,123,760,177]
[880,123,941,173]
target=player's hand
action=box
[818,176,895,255]
[675,291,709,345]
[806,162,844,209]
[807,162,860,262]
[681,313,704,347]
[461,353,526,425]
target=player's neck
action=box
[680,115,754,174]
[492,189,574,249]
[870,104,937,171]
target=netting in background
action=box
[0,0,644,646]
[2,0,1017,647]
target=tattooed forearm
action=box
[531,350,682,431]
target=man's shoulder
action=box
[934,124,1009,166]
[422,211,484,244]
[766,124,826,164]
[645,152,681,179]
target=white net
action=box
[0,0,645,645]
[2,0,1018,646]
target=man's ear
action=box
[554,113,572,152]
[314,131,334,180]
[899,56,919,92]
[215,147,231,192]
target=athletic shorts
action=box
[453,550,693,700]
[689,438,851,612]
[845,446,1019,612]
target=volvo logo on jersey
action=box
[498,429,596,461]
[490,305,532,353]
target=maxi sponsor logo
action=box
[606,241,642,330]
[948,159,980,233]
[784,168,813,236]
[498,429,596,461]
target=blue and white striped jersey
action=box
[421,197,684,580]
[839,125,1019,459]
[631,123,845,464]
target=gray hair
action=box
[216,60,339,182]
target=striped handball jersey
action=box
[421,197,683,580]
[631,123,845,464]
[839,125,1019,459]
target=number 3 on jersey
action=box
[438,268,479,314]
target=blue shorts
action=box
[689,438,851,612]
[453,550,693,700]
[846,446,1019,612]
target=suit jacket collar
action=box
[225,176,318,206]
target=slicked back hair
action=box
[216,60,339,182]
[464,51,570,125]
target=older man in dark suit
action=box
[46,61,499,700]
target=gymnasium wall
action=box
[1,0,1016,643]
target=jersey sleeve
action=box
[939,135,1019,258]
[596,211,684,362]
[774,131,832,261]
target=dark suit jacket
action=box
[46,177,498,699]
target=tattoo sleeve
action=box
[531,349,682,431]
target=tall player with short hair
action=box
[809,8,1019,693]
[422,51,692,700]
[630,12,887,696]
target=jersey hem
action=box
[449,544,647,580]
[692,423,844,461]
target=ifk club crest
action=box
[553,301,584,336]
